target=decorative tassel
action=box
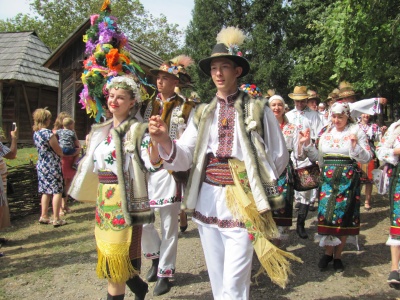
[96,239,138,283]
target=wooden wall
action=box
[1,82,58,143]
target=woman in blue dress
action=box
[33,108,66,227]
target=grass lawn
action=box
[5,147,38,167]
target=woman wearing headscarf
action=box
[299,102,372,272]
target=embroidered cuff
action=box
[158,140,177,164]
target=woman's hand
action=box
[349,134,358,149]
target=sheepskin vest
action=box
[141,94,195,139]
[69,118,154,226]
[184,91,284,213]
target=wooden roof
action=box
[43,18,163,72]
[0,31,58,87]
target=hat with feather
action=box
[198,27,250,78]
[150,55,193,85]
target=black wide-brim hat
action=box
[198,43,250,78]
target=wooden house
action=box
[0,31,59,143]
[43,19,164,140]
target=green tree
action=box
[0,0,182,58]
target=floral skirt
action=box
[94,172,141,283]
[317,157,361,236]
[388,164,400,240]
[273,167,293,227]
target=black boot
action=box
[153,277,170,296]
[107,293,124,300]
[126,259,148,300]
[146,258,159,282]
[296,203,309,239]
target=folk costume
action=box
[358,120,381,184]
[302,102,372,247]
[376,120,400,246]
[70,77,155,300]
[139,56,195,292]
[157,27,300,299]
[286,86,323,238]
[267,95,300,238]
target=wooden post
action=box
[22,84,33,127]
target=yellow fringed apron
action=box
[225,159,302,289]
[95,180,138,283]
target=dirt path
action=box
[1,191,400,300]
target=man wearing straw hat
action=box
[138,55,196,296]
[286,86,323,238]
[147,27,300,299]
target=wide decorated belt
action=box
[204,153,234,186]
[323,155,355,166]
[98,170,118,184]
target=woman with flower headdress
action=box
[69,76,154,300]
[299,102,372,272]
[137,55,195,296]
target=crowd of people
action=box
[1,25,399,300]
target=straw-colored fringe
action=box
[96,240,138,283]
[225,187,278,240]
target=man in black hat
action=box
[147,27,297,298]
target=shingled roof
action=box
[0,31,58,87]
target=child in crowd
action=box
[56,117,80,166]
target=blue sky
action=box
[0,0,195,30]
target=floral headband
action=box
[330,102,355,123]
[240,84,262,98]
[106,76,142,102]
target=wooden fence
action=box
[7,162,40,220]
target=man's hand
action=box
[149,115,173,154]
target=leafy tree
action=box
[0,0,182,58]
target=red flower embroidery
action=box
[105,213,110,219]
[337,218,342,224]
[112,218,119,225]
[105,188,114,199]
[396,218,400,226]
[248,233,255,241]
[278,186,284,193]
[320,192,326,198]
[106,135,111,144]
[165,269,172,275]
[388,169,393,178]
[394,193,400,201]
[346,170,353,179]
[326,170,334,178]
[336,194,345,202]
[118,218,125,225]
[111,150,116,159]
[318,215,325,222]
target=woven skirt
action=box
[317,156,361,236]
[94,171,141,283]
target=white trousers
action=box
[141,202,180,277]
[198,225,253,300]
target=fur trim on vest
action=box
[185,91,284,212]
[69,117,154,226]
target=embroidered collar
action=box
[156,93,176,103]
[216,89,240,105]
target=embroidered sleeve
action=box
[349,128,372,164]
[376,126,399,165]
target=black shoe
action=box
[126,274,148,300]
[318,254,333,270]
[107,293,125,300]
[0,238,8,244]
[146,258,159,282]
[153,277,170,296]
[296,204,309,239]
[333,259,344,272]
[388,270,400,289]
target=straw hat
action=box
[307,90,320,101]
[150,55,193,85]
[198,27,250,78]
[337,81,357,100]
[288,86,308,100]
